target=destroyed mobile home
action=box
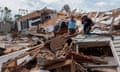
[0,6,120,72]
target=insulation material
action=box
[44,25,55,32]
[91,28,108,34]
[76,20,83,32]
[114,15,120,25]
[17,55,32,65]
[105,12,113,15]
[100,17,113,25]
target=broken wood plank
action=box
[45,59,72,70]
[66,51,107,64]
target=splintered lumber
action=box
[45,32,79,45]
[0,48,29,67]
[29,32,54,37]
[2,38,56,72]
[48,33,79,52]
[45,59,72,70]
[11,47,40,62]
[44,59,88,72]
[50,35,66,51]
[4,69,10,72]
[30,48,41,58]
[2,41,45,72]
[16,40,45,59]
[73,61,88,72]
[66,51,107,64]
[4,47,26,54]
[9,67,30,72]
[78,42,109,48]
[85,64,118,68]
[2,59,17,68]
[20,68,29,72]
[114,25,120,30]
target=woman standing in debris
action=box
[68,16,76,35]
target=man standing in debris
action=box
[68,16,76,35]
[81,13,93,35]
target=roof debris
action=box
[0,6,120,72]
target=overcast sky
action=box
[0,0,120,15]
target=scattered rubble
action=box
[0,6,119,72]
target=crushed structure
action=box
[0,6,120,72]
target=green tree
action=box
[2,7,12,21]
[14,14,22,19]
[3,7,12,21]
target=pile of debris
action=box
[88,8,120,34]
[0,6,119,72]
[35,35,118,72]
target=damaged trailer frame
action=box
[73,35,120,72]
[38,35,120,72]
[42,59,88,72]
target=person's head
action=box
[70,16,75,20]
[81,13,88,20]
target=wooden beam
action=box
[71,60,75,72]
[78,42,109,48]
[45,59,72,70]
[85,64,118,68]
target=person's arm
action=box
[69,41,73,49]
[82,21,84,24]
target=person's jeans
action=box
[84,25,90,35]
[69,29,75,35]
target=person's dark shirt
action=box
[82,18,92,27]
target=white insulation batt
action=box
[17,55,32,65]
